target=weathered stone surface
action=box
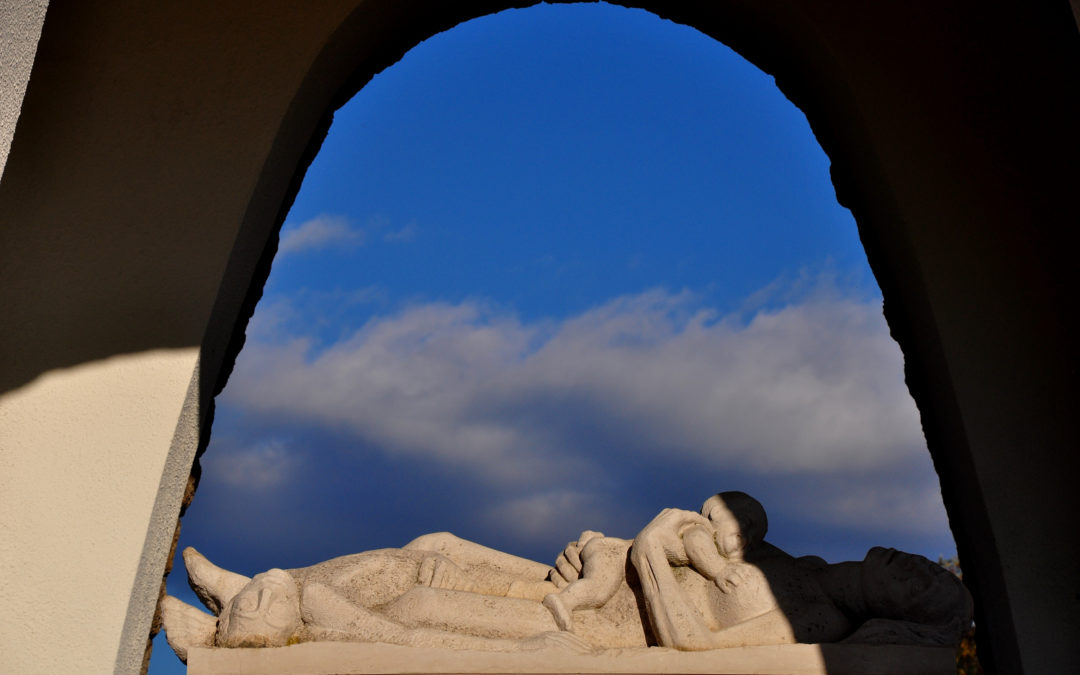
[164,492,971,666]
[187,641,959,675]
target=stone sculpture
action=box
[162,492,972,663]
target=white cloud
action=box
[203,439,300,490]
[228,290,919,470]
[222,282,942,534]
[278,215,363,254]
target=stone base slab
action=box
[187,642,956,674]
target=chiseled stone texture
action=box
[164,494,972,664]
[187,642,958,675]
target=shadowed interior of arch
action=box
[151,3,961,671]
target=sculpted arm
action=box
[405,533,552,578]
[682,524,728,582]
[631,510,797,651]
[630,509,717,649]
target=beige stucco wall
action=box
[0,350,200,672]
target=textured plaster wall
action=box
[0,349,199,672]
[0,0,48,178]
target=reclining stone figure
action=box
[162,492,972,662]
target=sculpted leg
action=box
[302,582,587,652]
[631,509,725,650]
[381,586,559,640]
[405,532,554,595]
[184,547,252,615]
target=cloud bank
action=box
[225,285,923,475]
[208,280,952,550]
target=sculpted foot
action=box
[160,595,217,663]
[183,546,252,615]
[543,593,574,632]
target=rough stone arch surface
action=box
[0,1,1077,673]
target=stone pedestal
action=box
[187,642,956,674]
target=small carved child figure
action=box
[542,532,632,631]
[542,491,767,631]
[683,491,768,590]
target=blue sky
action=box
[151,4,954,670]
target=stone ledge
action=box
[187,642,956,674]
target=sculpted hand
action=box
[714,564,753,594]
[417,555,477,592]
[550,530,604,588]
[634,508,710,564]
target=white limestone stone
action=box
[163,492,972,667]
[187,641,959,675]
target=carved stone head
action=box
[699,491,768,559]
[860,547,973,628]
[216,568,302,648]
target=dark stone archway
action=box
[1,2,1076,672]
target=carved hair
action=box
[699,491,768,545]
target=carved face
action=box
[700,492,766,559]
[217,568,301,647]
[704,501,747,559]
[861,547,962,624]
